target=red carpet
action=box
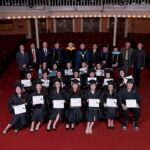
[0,61,150,150]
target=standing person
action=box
[85,80,102,134]
[28,43,39,70]
[39,41,50,67]
[51,42,64,68]
[121,42,133,75]
[75,43,91,69]
[16,45,29,79]
[132,42,145,87]
[2,82,29,134]
[47,79,67,131]
[118,79,141,131]
[65,42,76,68]
[90,44,101,67]
[100,45,112,69]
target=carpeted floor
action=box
[0,61,150,150]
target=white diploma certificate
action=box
[33,95,44,105]
[21,79,32,87]
[96,70,105,77]
[64,69,73,76]
[103,79,113,86]
[41,79,50,87]
[53,100,65,108]
[87,77,97,82]
[126,99,137,108]
[14,104,26,115]
[70,98,82,107]
[79,68,87,75]
[88,99,100,108]
[105,98,118,108]
[124,75,133,84]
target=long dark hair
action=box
[70,84,80,94]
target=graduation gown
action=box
[85,90,102,122]
[30,91,47,122]
[118,87,141,123]
[118,87,140,106]
[65,90,84,124]
[101,90,118,119]
[8,93,29,129]
[48,89,67,121]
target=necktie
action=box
[125,49,128,60]
[32,49,36,63]
[44,48,47,56]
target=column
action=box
[113,17,117,46]
[35,17,40,49]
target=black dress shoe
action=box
[46,129,51,132]
[52,127,57,131]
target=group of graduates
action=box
[2,52,141,134]
[16,41,145,87]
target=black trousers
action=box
[122,108,140,124]
[133,67,141,87]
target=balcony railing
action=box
[0,0,150,11]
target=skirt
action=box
[48,108,64,121]
[66,108,83,124]
[31,109,45,122]
[86,108,102,122]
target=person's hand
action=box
[122,104,127,110]
[22,64,26,68]
[141,67,144,70]
[103,61,106,64]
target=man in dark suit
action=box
[90,44,101,67]
[50,42,65,69]
[121,42,133,75]
[16,45,29,79]
[28,43,39,70]
[100,45,112,68]
[132,42,146,87]
[39,41,50,67]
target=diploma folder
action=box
[53,100,65,108]
[70,98,82,107]
[21,79,32,87]
[105,98,118,108]
[14,104,26,115]
[33,95,44,105]
[88,99,100,108]
[126,99,137,108]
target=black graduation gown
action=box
[65,90,84,124]
[8,94,29,129]
[101,90,118,119]
[23,78,34,96]
[116,77,126,91]
[85,90,102,122]
[118,87,141,107]
[30,91,47,122]
[48,89,67,121]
